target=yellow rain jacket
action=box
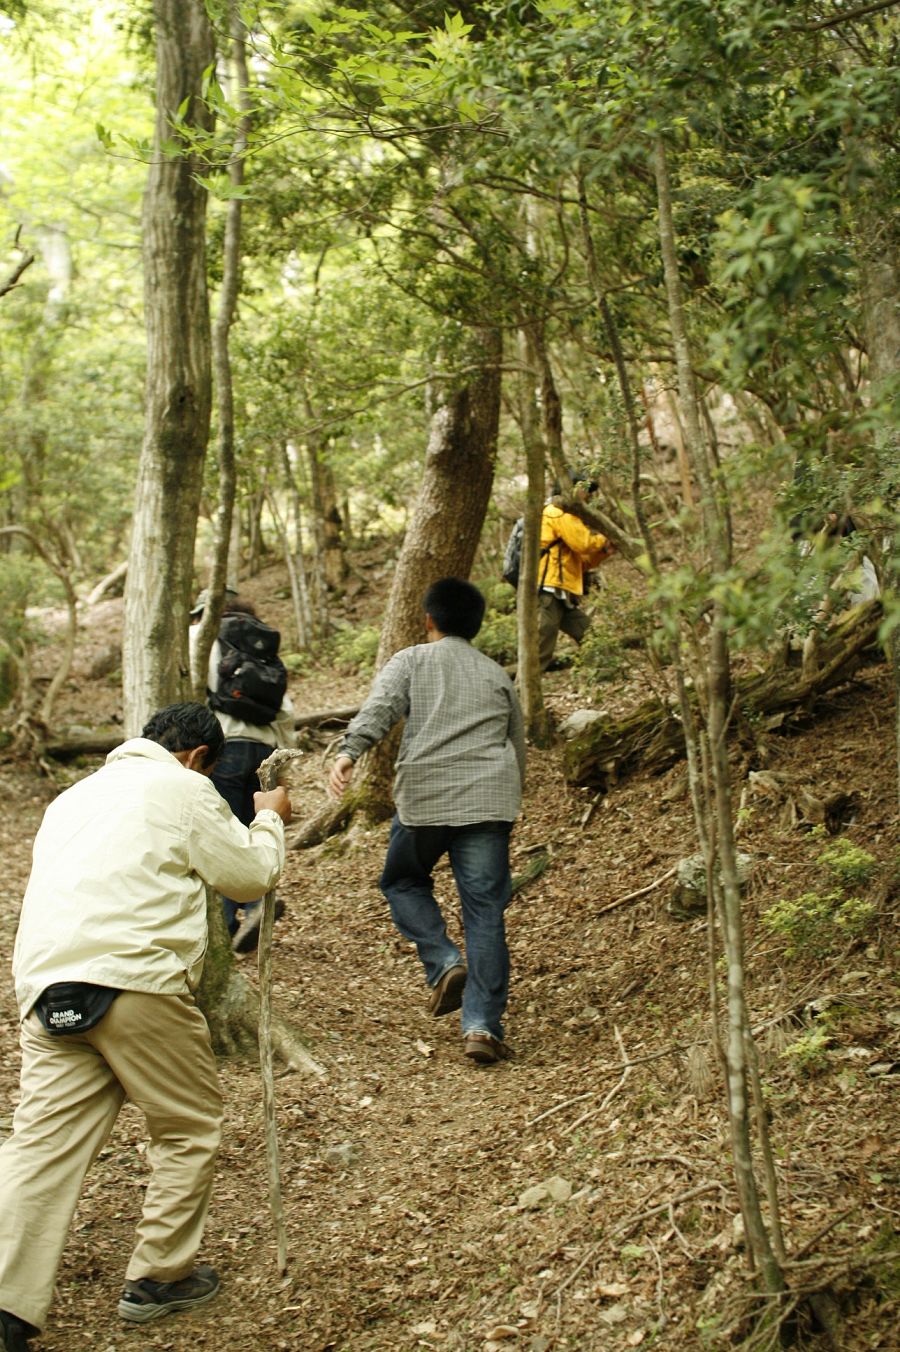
[538,503,611,596]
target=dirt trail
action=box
[0,579,897,1350]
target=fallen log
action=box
[43,728,123,760]
[294,703,359,729]
[43,704,361,761]
[564,600,883,790]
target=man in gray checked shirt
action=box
[328,577,526,1064]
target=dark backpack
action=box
[501,518,526,588]
[502,517,556,589]
[209,614,287,725]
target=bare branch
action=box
[793,0,900,30]
[0,244,36,300]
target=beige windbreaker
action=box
[12,737,285,1019]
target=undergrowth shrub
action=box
[475,574,515,617]
[0,556,37,708]
[763,888,875,957]
[780,1025,831,1076]
[474,610,517,665]
[281,650,316,676]
[818,838,877,888]
[763,835,879,958]
[328,623,380,675]
[573,579,656,687]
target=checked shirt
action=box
[339,636,525,827]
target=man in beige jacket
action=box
[0,703,291,1352]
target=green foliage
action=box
[328,623,380,676]
[818,838,877,889]
[763,889,876,959]
[0,1,147,580]
[475,572,515,618]
[573,579,656,687]
[280,650,315,676]
[0,554,37,707]
[473,609,517,665]
[764,834,879,959]
[780,1026,831,1077]
[711,177,854,402]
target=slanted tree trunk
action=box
[353,328,503,820]
[564,599,883,788]
[123,0,215,733]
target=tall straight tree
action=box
[123,0,215,734]
[191,1,252,699]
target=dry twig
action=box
[593,864,678,916]
[561,1026,632,1135]
[257,747,309,1273]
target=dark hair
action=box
[142,702,224,768]
[551,466,598,496]
[423,577,485,640]
[222,598,258,618]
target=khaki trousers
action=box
[0,990,223,1331]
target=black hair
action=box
[222,598,258,618]
[788,509,857,543]
[142,702,224,769]
[551,466,598,496]
[423,577,486,640]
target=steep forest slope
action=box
[0,557,897,1352]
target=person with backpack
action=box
[189,592,297,952]
[533,470,613,670]
[327,578,525,1066]
[0,703,291,1349]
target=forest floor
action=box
[1,554,898,1352]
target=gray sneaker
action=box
[118,1265,220,1323]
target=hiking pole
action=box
[256,747,302,1275]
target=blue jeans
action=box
[379,817,513,1041]
[210,737,271,934]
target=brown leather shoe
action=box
[427,964,467,1017]
[463,1032,512,1064]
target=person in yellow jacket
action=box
[537,472,612,670]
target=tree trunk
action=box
[358,328,503,818]
[654,135,784,1303]
[191,2,250,700]
[516,322,551,745]
[578,174,658,569]
[856,169,899,807]
[123,0,215,734]
[197,887,323,1074]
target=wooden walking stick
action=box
[256,747,304,1275]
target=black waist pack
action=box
[34,982,121,1035]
